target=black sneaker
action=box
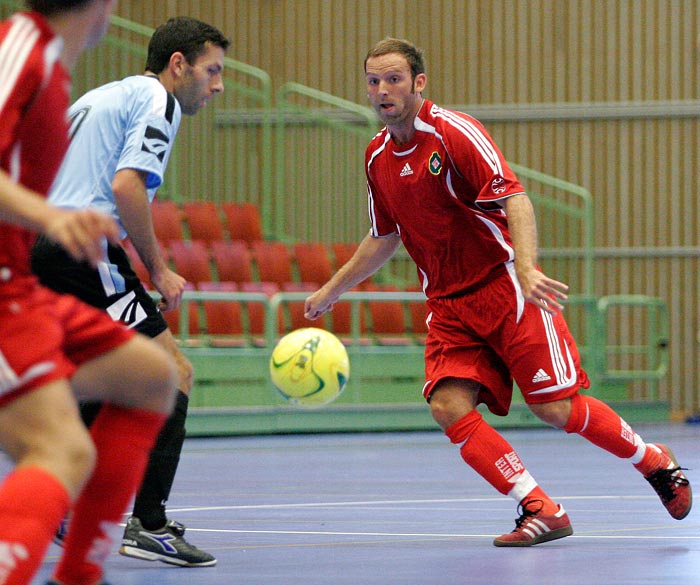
[118,517,216,567]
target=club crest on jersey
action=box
[491,176,507,194]
[428,152,442,175]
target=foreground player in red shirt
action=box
[0,2,177,583]
[305,37,691,546]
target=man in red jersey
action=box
[0,2,177,584]
[305,37,691,546]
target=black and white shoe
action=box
[118,517,216,567]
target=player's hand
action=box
[517,267,568,315]
[150,268,187,312]
[44,208,120,268]
[305,290,339,320]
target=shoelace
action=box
[512,499,544,530]
[646,466,689,502]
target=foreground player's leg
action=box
[562,393,691,519]
[52,405,168,584]
[430,382,572,547]
[0,381,95,585]
[48,335,175,585]
[445,409,573,547]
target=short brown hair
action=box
[364,37,425,80]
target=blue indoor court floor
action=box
[25,422,700,585]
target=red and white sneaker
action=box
[493,500,573,547]
[641,443,692,520]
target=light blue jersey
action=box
[49,75,181,239]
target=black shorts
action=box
[31,235,167,339]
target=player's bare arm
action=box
[305,232,401,319]
[0,169,118,267]
[112,168,186,311]
[504,193,568,315]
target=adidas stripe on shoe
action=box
[493,499,573,547]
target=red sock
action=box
[53,404,166,585]
[446,410,556,511]
[0,466,70,585]
[563,394,644,459]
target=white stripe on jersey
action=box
[367,132,392,237]
[504,259,525,323]
[414,105,504,176]
[367,182,378,235]
[366,131,391,174]
[0,15,40,117]
[435,107,503,174]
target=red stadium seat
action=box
[182,201,226,244]
[168,240,212,285]
[251,240,293,287]
[197,281,246,347]
[240,281,281,344]
[210,239,254,283]
[221,202,264,244]
[293,242,333,286]
[151,200,184,244]
[365,284,412,345]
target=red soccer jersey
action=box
[366,99,525,299]
[0,12,70,280]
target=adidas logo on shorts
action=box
[531,368,552,383]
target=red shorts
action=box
[423,268,589,416]
[0,279,135,406]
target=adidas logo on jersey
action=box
[531,368,552,383]
[399,163,413,176]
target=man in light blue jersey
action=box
[31,16,229,568]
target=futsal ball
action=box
[269,327,349,407]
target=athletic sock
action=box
[632,443,666,476]
[445,410,556,511]
[52,404,166,585]
[0,466,70,585]
[563,393,646,462]
[132,390,189,530]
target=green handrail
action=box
[509,162,594,296]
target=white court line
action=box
[168,528,700,540]
[164,496,699,542]
[167,494,664,514]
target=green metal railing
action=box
[171,290,668,387]
[273,83,379,243]
[510,163,594,295]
